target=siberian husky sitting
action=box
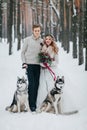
[37,76,78,115]
[37,76,64,114]
[6,76,30,113]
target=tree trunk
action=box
[66,2,70,53]
[72,15,77,58]
[45,4,50,34]
[7,0,13,55]
[17,0,21,50]
[0,0,2,40]
[63,0,67,51]
[36,0,39,24]
[13,0,17,39]
[78,4,83,65]
[59,0,64,46]
[84,0,87,70]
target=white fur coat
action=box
[41,44,58,67]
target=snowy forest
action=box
[0,1,87,130]
[0,0,87,71]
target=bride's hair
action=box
[44,34,59,54]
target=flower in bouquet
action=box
[38,52,53,65]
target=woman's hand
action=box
[40,63,46,68]
[40,63,50,68]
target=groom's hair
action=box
[32,24,41,30]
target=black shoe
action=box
[30,107,36,112]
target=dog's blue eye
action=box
[22,81,25,83]
[22,80,26,83]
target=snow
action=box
[0,40,87,130]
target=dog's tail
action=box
[60,110,78,115]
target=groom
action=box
[21,24,43,111]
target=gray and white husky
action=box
[37,76,78,115]
[6,76,30,113]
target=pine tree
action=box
[78,1,84,65]
[0,0,2,40]
[84,0,87,70]
[72,15,77,58]
[17,0,21,50]
[7,0,13,55]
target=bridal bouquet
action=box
[38,51,56,80]
[38,52,53,65]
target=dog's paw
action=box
[23,109,31,112]
[35,108,42,113]
[11,105,18,113]
[5,106,12,111]
[31,111,37,114]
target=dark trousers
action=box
[27,64,40,110]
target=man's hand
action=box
[22,63,28,69]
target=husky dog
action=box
[37,76,78,115]
[6,76,30,113]
[37,76,64,114]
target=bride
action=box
[36,34,59,108]
[36,34,78,112]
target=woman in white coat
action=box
[36,34,59,108]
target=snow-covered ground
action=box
[0,40,87,130]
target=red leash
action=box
[43,63,57,81]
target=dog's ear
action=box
[57,76,59,79]
[62,76,64,79]
[24,78,27,82]
[22,76,27,82]
[22,76,25,80]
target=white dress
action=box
[36,45,78,112]
[36,51,59,108]
[36,66,56,108]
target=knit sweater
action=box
[21,35,43,64]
